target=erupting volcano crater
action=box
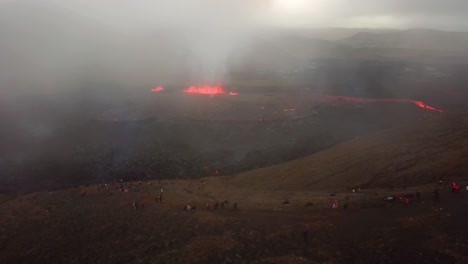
[184,85,226,95]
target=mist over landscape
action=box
[1,0,467,193]
[1,1,468,263]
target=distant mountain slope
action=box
[289,27,400,41]
[2,1,468,87]
[233,32,378,72]
[338,29,468,53]
[229,112,468,191]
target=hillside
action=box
[228,112,468,191]
[338,29,468,54]
[1,161,468,263]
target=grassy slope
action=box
[228,112,468,191]
[1,175,467,263]
[0,194,14,205]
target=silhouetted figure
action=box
[434,189,440,202]
[303,228,308,242]
[233,203,238,209]
[284,200,290,206]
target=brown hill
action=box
[228,112,468,191]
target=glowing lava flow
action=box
[184,85,225,95]
[150,86,164,92]
[229,92,238,96]
[324,95,444,113]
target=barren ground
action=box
[1,178,467,263]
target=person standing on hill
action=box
[434,189,440,202]
[332,199,338,209]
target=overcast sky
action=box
[1,0,468,88]
[6,0,459,31]
[1,0,467,30]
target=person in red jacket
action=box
[452,182,460,192]
[403,197,409,206]
[332,199,338,209]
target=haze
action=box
[2,1,468,263]
[2,0,468,90]
[1,0,468,193]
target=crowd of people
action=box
[79,179,467,215]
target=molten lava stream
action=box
[184,85,225,95]
[323,95,444,113]
[150,86,164,92]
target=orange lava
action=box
[184,85,225,95]
[150,86,164,92]
[324,95,444,113]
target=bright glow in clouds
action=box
[268,0,331,27]
[51,0,468,31]
[273,0,310,12]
